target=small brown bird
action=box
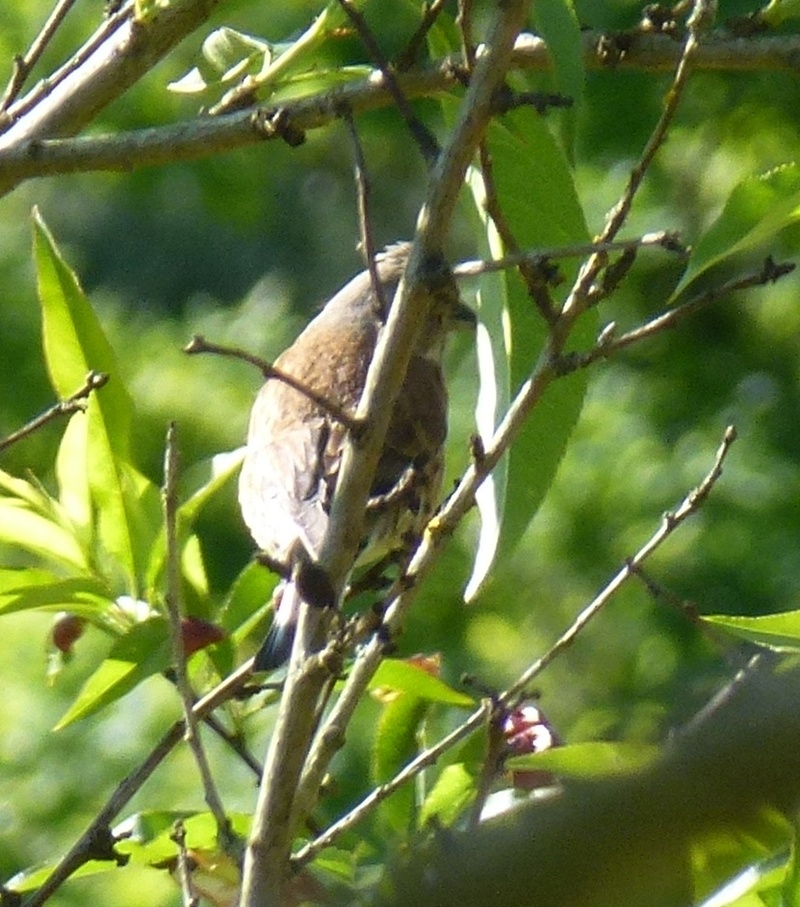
[239,242,473,669]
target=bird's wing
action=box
[239,408,331,562]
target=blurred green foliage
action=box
[2,0,800,903]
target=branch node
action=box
[251,107,306,147]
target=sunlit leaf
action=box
[5,858,121,893]
[370,658,475,707]
[54,616,172,729]
[0,571,109,616]
[0,498,88,570]
[168,27,274,94]
[0,452,90,570]
[56,411,93,544]
[115,810,250,863]
[168,1,349,102]
[703,610,800,652]
[760,0,800,28]
[33,211,159,594]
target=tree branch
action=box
[0,0,226,193]
[0,0,81,113]
[162,423,232,845]
[22,658,257,907]
[238,2,533,904]
[293,426,738,866]
[0,370,108,454]
[1,31,798,193]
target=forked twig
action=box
[335,0,440,163]
[184,334,361,433]
[293,426,738,866]
[0,0,80,114]
[0,371,108,453]
[162,423,232,845]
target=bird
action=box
[238,242,473,670]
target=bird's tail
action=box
[254,581,300,671]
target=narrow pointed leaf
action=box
[464,109,593,599]
[33,210,157,593]
[703,610,800,652]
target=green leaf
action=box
[672,163,800,299]
[463,108,593,599]
[169,1,350,102]
[0,463,92,570]
[178,447,243,526]
[219,560,277,644]
[531,0,583,107]
[370,659,475,708]
[114,810,250,864]
[202,27,272,77]
[33,210,131,444]
[34,210,158,594]
[371,692,429,835]
[144,448,240,599]
[5,858,120,894]
[419,763,476,828]
[703,610,800,652]
[781,815,800,907]
[54,616,172,729]
[530,0,584,156]
[760,0,800,27]
[369,660,475,834]
[506,740,660,779]
[55,412,93,547]
[0,496,88,571]
[169,27,273,94]
[0,570,109,616]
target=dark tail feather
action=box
[254,582,299,671]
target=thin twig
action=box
[503,425,738,703]
[452,232,687,278]
[162,422,231,845]
[457,0,477,71]
[184,334,361,433]
[3,32,799,191]
[170,820,199,907]
[335,0,440,164]
[22,658,258,907]
[629,563,742,653]
[560,256,795,373]
[682,650,768,735]
[564,0,716,319]
[397,0,452,71]
[0,371,108,454]
[342,106,385,314]
[0,4,126,133]
[602,0,716,245]
[293,427,738,866]
[0,0,81,114]
[239,3,533,903]
[0,2,134,133]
